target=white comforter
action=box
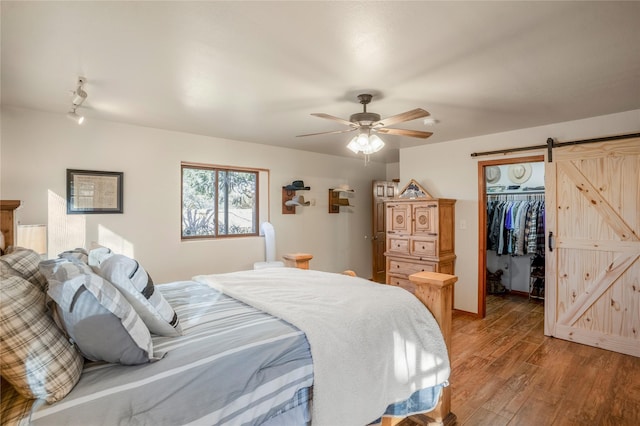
[193,268,450,426]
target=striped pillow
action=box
[58,247,89,264]
[0,276,84,402]
[98,255,182,337]
[40,258,160,365]
[0,248,48,291]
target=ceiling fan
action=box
[297,94,434,140]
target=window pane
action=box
[225,170,257,235]
[182,164,259,239]
[218,171,228,235]
[182,168,216,237]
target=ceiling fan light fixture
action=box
[346,133,385,155]
[346,136,360,154]
[368,134,385,152]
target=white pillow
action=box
[88,246,114,268]
[98,255,182,337]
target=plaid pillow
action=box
[0,377,34,425]
[0,248,48,291]
[0,276,84,402]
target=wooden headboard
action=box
[0,200,21,251]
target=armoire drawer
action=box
[387,236,410,255]
[387,274,416,294]
[410,237,437,257]
[388,259,436,276]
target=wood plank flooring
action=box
[408,293,640,425]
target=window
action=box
[181,163,261,239]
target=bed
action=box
[0,201,456,426]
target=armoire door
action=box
[371,181,397,283]
[545,136,639,357]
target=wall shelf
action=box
[282,186,310,214]
[328,188,354,213]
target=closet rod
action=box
[470,132,640,160]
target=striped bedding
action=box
[13,281,314,425]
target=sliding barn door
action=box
[545,136,639,356]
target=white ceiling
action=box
[2,1,639,163]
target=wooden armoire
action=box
[384,198,456,295]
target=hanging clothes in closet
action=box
[487,193,545,256]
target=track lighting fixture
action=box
[67,77,87,125]
[67,108,85,125]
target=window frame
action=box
[181,162,266,240]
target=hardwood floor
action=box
[410,293,640,425]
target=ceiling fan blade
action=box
[311,113,357,127]
[376,128,434,139]
[296,128,357,138]
[373,108,430,127]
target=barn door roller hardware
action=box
[470,132,640,162]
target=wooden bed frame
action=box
[1,199,455,426]
[0,200,21,253]
[381,271,457,426]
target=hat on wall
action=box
[335,184,355,192]
[285,195,310,207]
[485,166,501,184]
[507,164,532,184]
[284,180,310,190]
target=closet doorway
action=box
[477,155,545,318]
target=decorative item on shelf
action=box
[486,166,501,183]
[285,195,310,207]
[487,185,506,193]
[282,180,311,215]
[284,180,310,191]
[335,184,354,193]
[398,179,433,199]
[328,185,355,213]
[507,163,532,184]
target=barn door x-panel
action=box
[545,137,639,357]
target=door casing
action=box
[477,155,545,318]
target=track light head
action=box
[67,108,85,125]
[71,77,88,106]
[71,88,87,106]
[67,77,87,124]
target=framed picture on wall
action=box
[67,169,123,214]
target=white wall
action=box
[1,107,386,282]
[386,162,400,181]
[400,109,640,313]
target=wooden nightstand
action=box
[282,253,313,270]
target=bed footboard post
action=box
[409,271,457,426]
